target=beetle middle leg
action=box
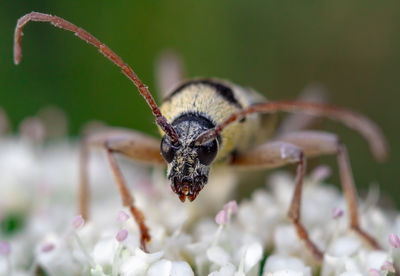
[232,130,381,261]
[79,128,165,252]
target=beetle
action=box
[14,12,388,260]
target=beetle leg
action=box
[232,141,324,260]
[197,101,388,163]
[79,127,165,252]
[278,131,381,249]
[232,130,382,261]
[277,84,328,135]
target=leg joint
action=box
[104,140,115,153]
[280,143,304,164]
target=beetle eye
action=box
[161,136,178,163]
[197,139,218,165]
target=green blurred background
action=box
[1,1,399,204]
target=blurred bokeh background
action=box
[1,1,399,204]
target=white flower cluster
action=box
[0,137,399,276]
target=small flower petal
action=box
[208,263,235,276]
[41,242,55,253]
[388,233,400,248]
[0,241,11,255]
[332,207,344,219]
[72,214,85,230]
[207,246,230,266]
[381,260,395,273]
[215,210,228,225]
[368,268,380,276]
[263,255,311,276]
[223,200,238,214]
[148,259,172,276]
[90,265,108,276]
[310,165,331,183]
[264,271,305,276]
[329,236,361,256]
[244,242,263,272]
[116,229,128,242]
[170,261,194,276]
[117,210,130,223]
[93,237,117,265]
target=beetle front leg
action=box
[79,127,166,252]
[104,146,150,251]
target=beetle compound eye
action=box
[197,139,218,165]
[161,136,178,163]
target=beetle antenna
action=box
[14,12,179,143]
[196,101,388,162]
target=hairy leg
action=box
[79,127,165,251]
[278,131,381,249]
[277,83,328,135]
[232,131,381,260]
[232,140,324,260]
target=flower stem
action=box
[112,243,123,276]
[73,232,95,268]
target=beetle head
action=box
[160,114,219,202]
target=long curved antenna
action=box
[196,101,388,162]
[14,12,179,143]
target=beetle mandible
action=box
[14,12,388,260]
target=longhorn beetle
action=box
[14,12,388,260]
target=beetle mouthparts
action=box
[171,178,202,203]
[178,185,189,202]
[178,193,187,202]
[177,190,199,202]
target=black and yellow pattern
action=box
[160,79,276,162]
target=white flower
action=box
[208,263,236,276]
[91,265,108,276]
[120,248,164,275]
[0,136,399,276]
[207,246,230,266]
[263,255,311,276]
[169,261,194,276]
[265,271,306,276]
[92,235,118,266]
[148,259,172,276]
[242,242,263,273]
